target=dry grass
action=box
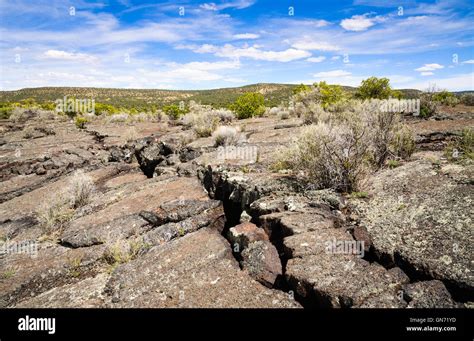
[212,125,244,146]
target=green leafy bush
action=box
[356,77,394,100]
[230,92,265,119]
[94,103,119,115]
[74,116,88,129]
[314,81,346,108]
[0,102,15,119]
[163,104,187,120]
[293,84,311,95]
[432,90,459,106]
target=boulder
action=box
[241,240,282,287]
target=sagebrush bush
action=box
[186,112,219,137]
[124,127,139,142]
[277,99,415,192]
[212,126,244,146]
[129,112,156,123]
[22,125,36,139]
[278,110,290,120]
[419,85,441,118]
[390,125,416,159]
[36,197,74,235]
[444,128,474,162]
[432,90,459,106]
[69,170,95,209]
[213,109,235,123]
[460,93,474,106]
[279,122,371,192]
[182,104,235,137]
[10,107,30,122]
[106,113,130,123]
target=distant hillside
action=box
[0,83,434,109]
[0,84,297,109]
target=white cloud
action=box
[187,43,311,62]
[233,33,260,39]
[415,63,444,72]
[340,14,384,32]
[306,56,326,63]
[172,60,240,71]
[313,70,352,78]
[462,59,474,64]
[43,50,98,63]
[200,0,255,11]
[402,73,474,91]
[200,3,218,11]
[292,38,340,51]
[331,56,341,60]
[421,72,434,76]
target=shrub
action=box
[95,103,119,115]
[212,126,243,146]
[22,125,36,139]
[419,94,438,118]
[182,104,233,137]
[387,159,401,168]
[213,109,235,123]
[279,110,290,120]
[124,127,139,142]
[444,128,474,162]
[9,107,30,122]
[267,107,280,116]
[36,197,74,235]
[293,83,311,95]
[390,125,416,159]
[460,93,474,106]
[106,113,130,123]
[74,116,88,129]
[432,90,459,106]
[129,112,156,123]
[0,103,15,119]
[290,82,346,121]
[314,81,346,108]
[183,112,220,137]
[278,122,371,192]
[276,100,415,192]
[163,104,187,120]
[40,102,56,111]
[230,92,265,119]
[356,77,394,100]
[69,170,95,209]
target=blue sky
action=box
[0,0,473,90]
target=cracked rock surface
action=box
[0,110,472,308]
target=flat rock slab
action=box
[284,229,408,308]
[404,280,458,308]
[16,273,110,308]
[105,228,300,308]
[351,159,473,298]
[0,244,106,307]
[60,176,210,246]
